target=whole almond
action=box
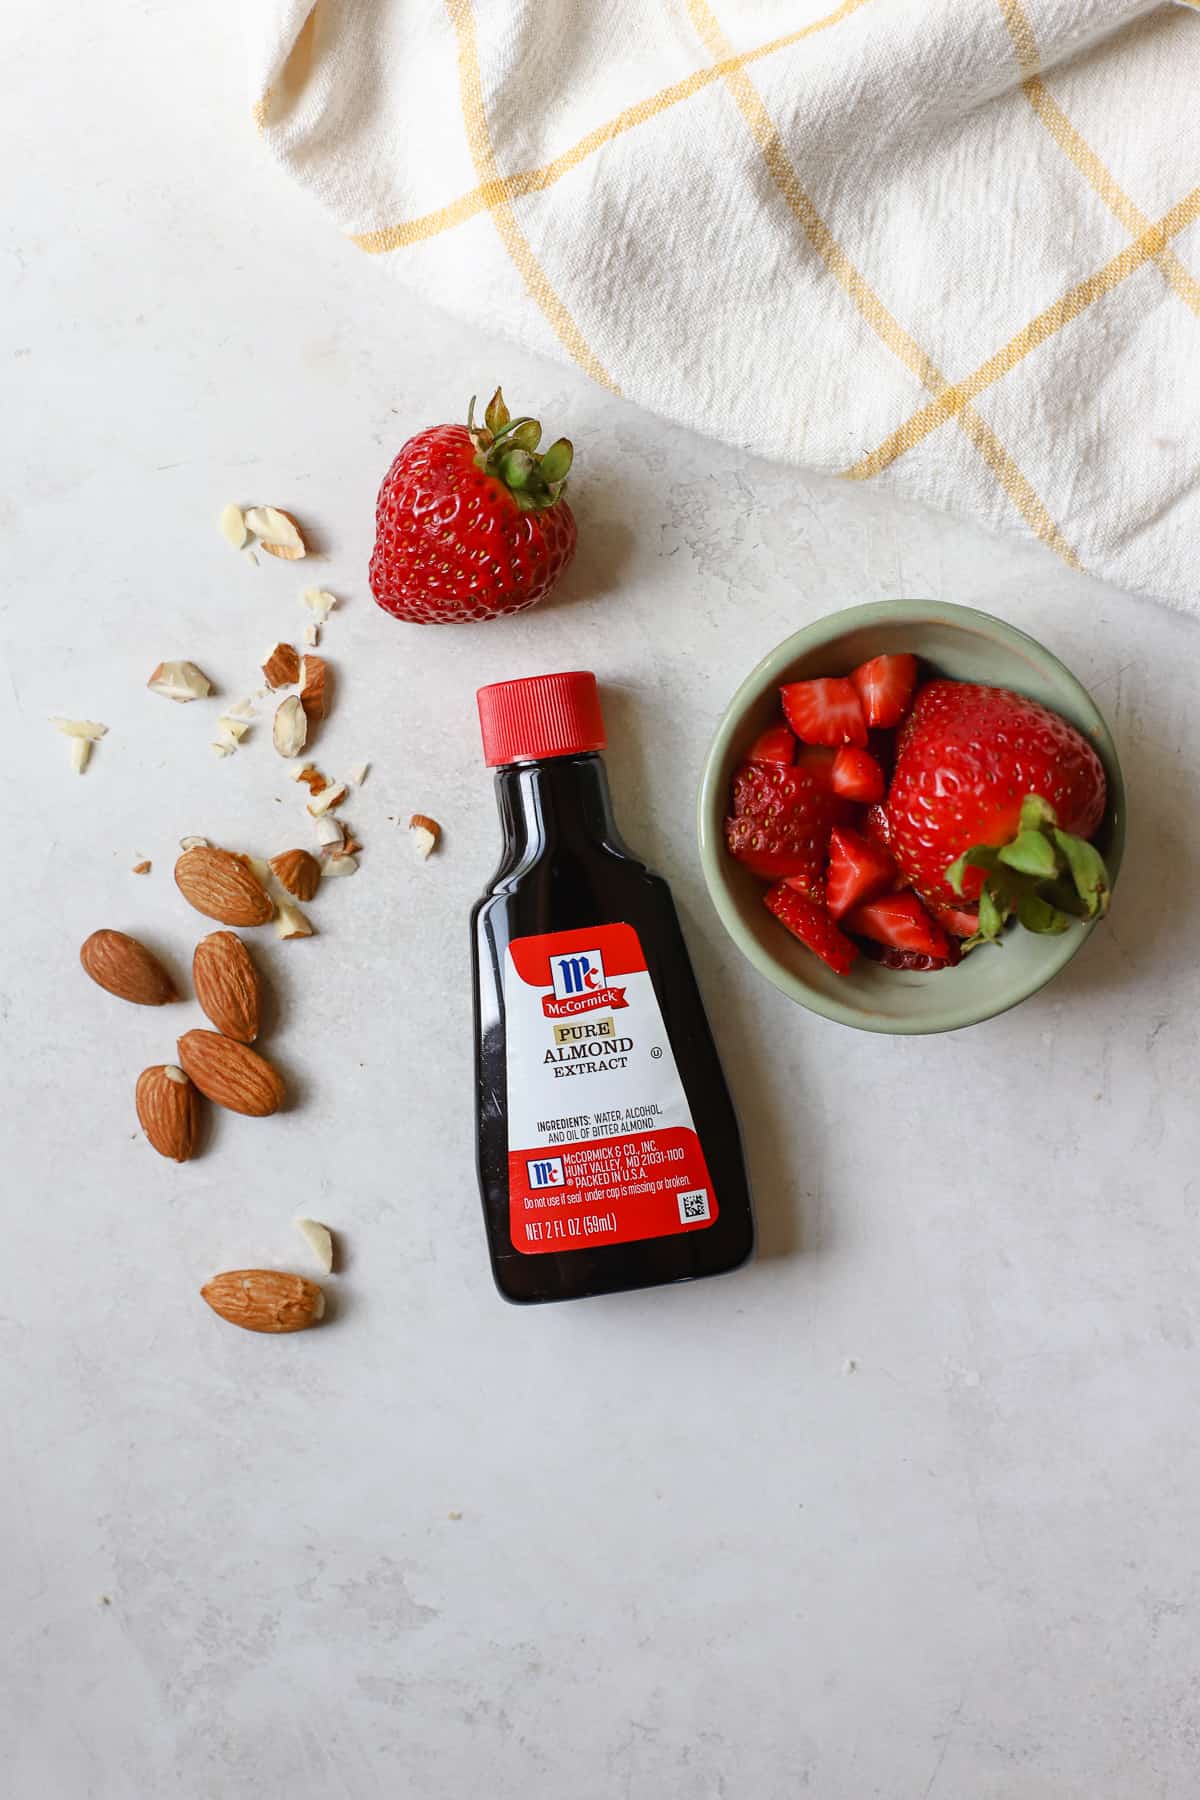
[80,929,176,1005]
[136,1064,201,1162]
[192,932,261,1042]
[175,846,274,926]
[269,847,320,902]
[177,1029,285,1116]
[200,1269,324,1333]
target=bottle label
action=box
[504,923,718,1255]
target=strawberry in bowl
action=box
[699,602,1124,1035]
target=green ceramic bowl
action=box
[697,600,1125,1035]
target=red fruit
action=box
[850,653,919,728]
[865,803,892,848]
[746,723,796,766]
[858,939,961,972]
[825,826,897,920]
[725,761,845,898]
[831,745,885,803]
[764,884,858,976]
[781,679,867,748]
[845,892,951,959]
[370,388,577,624]
[886,680,1107,910]
[794,745,837,785]
[929,901,981,939]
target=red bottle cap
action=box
[477,671,607,767]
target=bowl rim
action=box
[696,599,1126,1036]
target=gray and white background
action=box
[3,5,1198,1797]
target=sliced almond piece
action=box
[273,694,307,759]
[192,931,261,1042]
[70,737,92,774]
[276,899,315,939]
[302,587,336,621]
[409,814,441,860]
[217,716,250,742]
[52,717,109,740]
[132,860,151,875]
[179,835,209,851]
[219,503,248,550]
[321,853,357,879]
[200,1270,324,1333]
[175,846,274,926]
[262,643,300,689]
[245,506,306,560]
[312,815,344,849]
[178,1029,284,1116]
[348,762,369,786]
[294,1218,334,1274]
[269,848,320,901]
[80,930,176,1006]
[299,655,328,724]
[212,739,235,758]
[136,1064,201,1162]
[302,622,320,648]
[293,764,327,793]
[147,660,212,703]
[307,781,347,817]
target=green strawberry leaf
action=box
[945,844,1001,897]
[1017,893,1072,935]
[1052,829,1110,918]
[484,387,510,435]
[1019,794,1058,832]
[1044,877,1090,919]
[539,438,574,485]
[508,419,542,453]
[998,830,1061,879]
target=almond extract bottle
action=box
[472,671,754,1304]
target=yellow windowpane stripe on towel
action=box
[686,0,1081,567]
[353,0,875,253]
[443,0,617,392]
[998,1,1200,317]
[846,187,1200,481]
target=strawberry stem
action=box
[466,388,574,511]
[949,795,1110,952]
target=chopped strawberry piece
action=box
[831,745,885,803]
[858,939,961,971]
[746,723,796,766]
[794,744,837,786]
[864,803,892,848]
[930,902,980,939]
[845,891,950,959]
[850,653,919,728]
[781,678,867,748]
[764,884,858,976]
[825,826,897,920]
[725,761,844,899]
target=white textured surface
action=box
[3,7,1199,1798]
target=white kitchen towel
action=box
[249,0,1200,610]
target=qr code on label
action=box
[678,1189,711,1223]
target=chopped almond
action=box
[132,860,151,875]
[219,504,247,550]
[147,661,212,703]
[302,588,336,621]
[299,655,328,724]
[245,506,306,559]
[409,814,441,860]
[307,782,347,817]
[262,643,300,689]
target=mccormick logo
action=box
[543,949,628,1020]
[551,949,606,999]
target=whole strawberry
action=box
[886,679,1110,946]
[370,389,576,624]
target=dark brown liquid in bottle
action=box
[472,751,754,1304]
